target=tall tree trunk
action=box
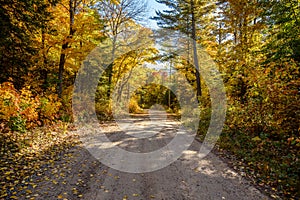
[42,29,48,89]
[58,0,76,98]
[117,67,134,102]
[58,44,67,97]
[190,0,202,99]
[107,34,117,98]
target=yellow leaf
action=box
[251,136,261,142]
[26,189,32,194]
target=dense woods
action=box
[0,0,299,199]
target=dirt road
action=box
[20,112,270,200]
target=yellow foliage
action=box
[0,82,62,131]
[19,87,40,128]
[40,94,61,124]
[0,82,20,121]
[128,98,143,114]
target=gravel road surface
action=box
[21,112,270,200]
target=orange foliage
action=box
[0,82,62,132]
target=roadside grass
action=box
[197,106,300,200]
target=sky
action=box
[143,0,169,29]
[141,0,171,70]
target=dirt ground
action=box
[15,114,271,200]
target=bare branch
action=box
[97,0,147,35]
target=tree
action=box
[0,0,58,88]
[112,23,157,101]
[57,0,77,97]
[189,0,202,97]
[261,0,300,65]
[46,0,105,97]
[153,0,216,99]
[96,0,147,98]
[216,0,265,102]
[93,20,158,104]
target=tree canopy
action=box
[0,0,299,199]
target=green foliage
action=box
[220,61,300,198]
[0,0,58,88]
[261,0,300,65]
[0,0,299,198]
[153,0,299,198]
[8,115,27,133]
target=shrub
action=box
[0,82,62,131]
[95,99,113,120]
[128,98,143,114]
[0,82,20,122]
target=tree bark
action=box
[41,29,49,89]
[58,0,76,98]
[107,34,117,98]
[190,0,202,99]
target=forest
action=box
[0,0,299,199]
